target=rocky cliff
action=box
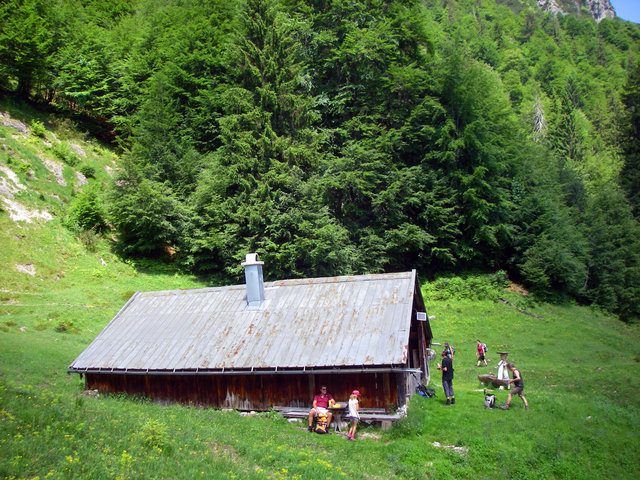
[536,0,616,23]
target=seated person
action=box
[308,385,334,432]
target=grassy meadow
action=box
[2,225,640,479]
[2,97,640,479]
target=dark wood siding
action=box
[85,371,402,410]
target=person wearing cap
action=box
[437,350,455,405]
[346,390,361,441]
[444,342,454,359]
[504,363,529,410]
[308,385,334,432]
[496,352,510,389]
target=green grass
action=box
[2,254,639,479]
[2,96,640,479]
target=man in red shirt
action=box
[308,385,334,432]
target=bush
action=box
[50,117,86,141]
[422,271,509,301]
[7,155,32,174]
[77,229,99,251]
[70,186,107,232]
[140,419,169,449]
[109,177,187,256]
[79,164,96,179]
[55,321,77,333]
[30,120,46,138]
[51,141,79,166]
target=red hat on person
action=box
[351,390,360,396]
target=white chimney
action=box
[241,253,265,307]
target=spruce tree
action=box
[620,59,640,218]
[186,0,358,279]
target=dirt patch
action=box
[431,441,469,455]
[80,389,100,398]
[208,442,239,460]
[506,283,529,295]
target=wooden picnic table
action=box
[272,404,405,431]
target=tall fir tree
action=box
[620,59,640,218]
[0,0,54,97]
[185,0,359,279]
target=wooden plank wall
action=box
[85,371,401,411]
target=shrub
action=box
[140,419,169,449]
[55,321,76,333]
[120,290,136,301]
[422,271,509,301]
[109,177,187,256]
[51,141,79,166]
[6,155,32,174]
[70,186,107,232]
[50,117,85,140]
[30,120,46,138]
[77,229,99,251]
[79,164,96,179]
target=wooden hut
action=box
[68,254,433,411]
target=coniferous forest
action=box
[1,0,639,320]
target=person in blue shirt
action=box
[444,342,454,359]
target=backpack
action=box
[484,392,496,409]
[314,415,329,434]
[482,343,487,353]
[416,384,436,398]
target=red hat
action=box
[351,390,361,396]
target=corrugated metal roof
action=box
[69,270,418,373]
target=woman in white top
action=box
[497,352,510,389]
[347,390,361,441]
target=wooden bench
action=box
[272,405,405,431]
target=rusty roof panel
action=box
[69,271,418,372]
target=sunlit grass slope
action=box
[1,97,639,479]
[2,245,639,479]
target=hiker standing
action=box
[437,350,455,405]
[444,342,454,359]
[346,390,360,441]
[475,339,488,367]
[505,363,529,410]
[496,351,510,389]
